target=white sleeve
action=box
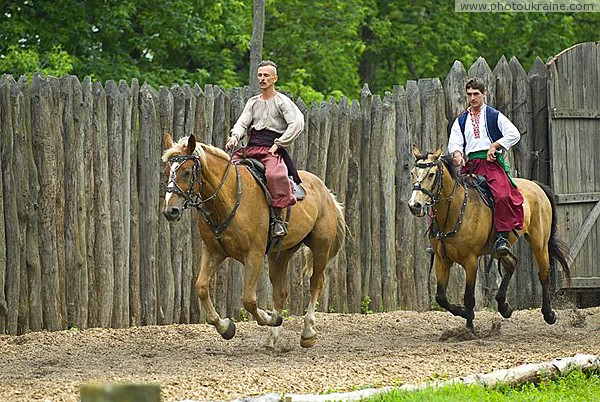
[447,118,464,155]
[274,95,304,148]
[230,98,255,140]
[496,112,520,150]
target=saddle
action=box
[236,158,306,252]
[236,158,306,201]
[462,173,494,210]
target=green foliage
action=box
[0,45,73,78]
[361,295,373,315]
[1,0,598,98]
[367,370,600,401]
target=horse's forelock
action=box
[161,136,207,163]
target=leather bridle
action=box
[166,151,242,239]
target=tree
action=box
[249,0,265,93]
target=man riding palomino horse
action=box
[448,77,523,259]
[226,60,304,238]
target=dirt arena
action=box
[1,307,599,401]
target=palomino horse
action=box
[408,145,570,330]
[162,133,345,348]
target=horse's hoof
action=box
[272,314,283,327]
[544,310,556,325]
[498,304,513,319]
[221,320,236,340]
[300,335,317,348]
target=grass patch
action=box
[366,370,600,401]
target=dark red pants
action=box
[233,146,296,209]
[462,159,524,232]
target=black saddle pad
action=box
[463,174,493,209]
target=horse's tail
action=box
[330,190,346,257]
[536,181,571,284]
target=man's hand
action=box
[452,150,464,167]
[225,135,239,150]
[487,142,501,162]
[268,143,279,155]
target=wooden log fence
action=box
[0,55,559,333]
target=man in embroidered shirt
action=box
[447,77,524,258]
[225,60,304,238]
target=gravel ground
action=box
[1,307,599,401]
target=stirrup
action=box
[494,238,513,259]
[272,220,288,238]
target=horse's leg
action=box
[301,246,327,348]
[242,251,283,327]
[263,249,296,349]
[461,257,479,330]
[195,247,235,339]
[495,257,515,319]
[435,255,478,330]
[533,243,556,324]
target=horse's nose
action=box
[162,206,181,221]
[408,202,423,217]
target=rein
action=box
[167,149,242,239]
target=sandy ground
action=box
[1,307,599,402]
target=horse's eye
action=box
[428,172,435,178]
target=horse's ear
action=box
[164,132,173,149]
[185,134,197,155]
[432,145,443,159]
[412,144,421,160]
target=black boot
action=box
[494,231,511,257]
[272,208,288,238]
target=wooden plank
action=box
[556,192,600,204]
[83,77,97,328]
[528,57,549,184]
[128,78,141,327]
[345,99,363,312]
[359,85,373,306]
[567,200,600,265]
[61,76,88,330]
[50,76,68,330]
[380,92,397,311]
[509,57,538,308]
[551,108,600,119]
[563,277,600,289]
[0,75,21,334]
[18,75,44,332]
[31,75,62,331]
[178,84,195,324]
[405,79,429,312]
[368,94,383,312]
[138,83,160,325]
[325,99,347,313]
[106,80,128,328]
[92,82,115,328]
[157,86,175,325]
[333,96,350,313]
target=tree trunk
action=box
[249,0,265,93]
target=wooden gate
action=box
[548,42,600,295]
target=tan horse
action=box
[162,133,345,348]
[408,145,570,330]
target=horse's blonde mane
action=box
[161,136,231,164]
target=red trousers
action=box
[462,159,524,232]
[233,146,296,209]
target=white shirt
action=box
[448,104,520,156]
[230,92,304,148]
